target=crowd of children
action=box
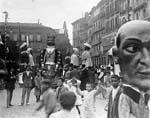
[31,63,116,118]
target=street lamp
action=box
[3,11,8,33]
[2,11,9,60]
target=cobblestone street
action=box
[0,86,107,118]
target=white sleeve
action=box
[49,114,56,118]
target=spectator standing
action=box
[20,65,33,105]
[34,70,43,102]
[5,68,17,108]
[107,75,122,118]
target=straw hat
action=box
[84,43,92,48]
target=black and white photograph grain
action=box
[0,0,150,118]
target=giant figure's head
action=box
[115,20,150,90]
[47,35,55,46]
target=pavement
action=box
[0,85,107,118]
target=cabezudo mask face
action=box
[47,36,55,46]
[117,21,150,90]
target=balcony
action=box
[133,0,148,11]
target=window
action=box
[136,12,139,19]
[112,18,114,30]
[21,34,26,41]
[37,34,41,42]
[115,0,119,12]
[106,6,109,18]
[110,2,114,15]
[115,15,119,28]
[13,34,17,41]
[29,34,33,41]
[143,9,146,18]
[106,21,109,33]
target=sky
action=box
[0,0,100,44]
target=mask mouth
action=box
[47,42,54,46]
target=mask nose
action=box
[140,48,150,67]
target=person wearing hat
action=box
[49,91,78,118]
[79,43,93,91]
[71,48,79,67]
[81,43,93,68]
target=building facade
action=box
[72,13,89,55]
[0,22,56,65]
[72,0,150,67]
[89,4,102,67]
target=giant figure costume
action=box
[80,43,92,90]
[19,43,29,72]
[18,43,35,88]
[19,43,35,71]
[81,43,93,68]
[112,20,150,118]
[40,36,62,84]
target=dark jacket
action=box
[40,48,63,68]
[5,74,16,90]
[56,85,69,101]
[22,71,33,88]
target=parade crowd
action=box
[1,20,150,118]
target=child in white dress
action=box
[76,81,102,118]
[68,77,82,117]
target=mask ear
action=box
[112,47,119,64]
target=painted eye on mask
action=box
[124,44,141,53]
